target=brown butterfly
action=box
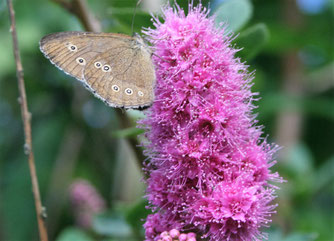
[39,31,155,108]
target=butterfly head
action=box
[133,33,151,51]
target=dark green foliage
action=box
[56,228,94,241]
[234,23,269,60]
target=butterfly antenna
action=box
[131,0,143,34]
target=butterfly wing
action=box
[40,31,155,108]
[84,38,155,108]
[39,31,134,82]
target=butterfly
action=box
[39,31,155,108]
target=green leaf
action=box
[258,94,334,120]
[281,143,315,196]
[303,97,334,120]
[268,229,318,241]
[214,0,253,32]
[286,143,314,176]
[109,0,138,8]
[112,127,144,138]
[92,213,132,238]
[235,23,269,60]
[283,233,318,241]
[1,115,66,241]
[267,229,284,241]
[108,8,153,34]
[56,227,94,241]
[313,156,334,193]
[125,199,150,234]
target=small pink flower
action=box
[170,229,180,238]
[69,179,106,229]
[140,3,283,241]
[179,234,187,241]
[153,228,197,241]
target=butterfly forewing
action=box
[39,31,155,108]
[40,32,132,81]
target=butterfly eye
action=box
[112,85,120,92]
[68,44,77,51]
[138,91,144,97]
[76,57,86,65]
[125,88,133,95]
[94,62,102,68]
[102,65,111,72]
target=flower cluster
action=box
[140,4,282,241]
[69,179,106,229]
[155,229,197,241]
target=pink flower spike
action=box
[140,3,283,241]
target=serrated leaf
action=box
[214,0,253,32]
[56,227,93,241]
[235,23,269,60]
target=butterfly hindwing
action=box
[84,43,154,108]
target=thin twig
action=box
[115,108,146,169]
[51,0,102,32]
[51,0,145,169]
[6,0,49,240]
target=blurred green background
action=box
[0,0,333,240]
